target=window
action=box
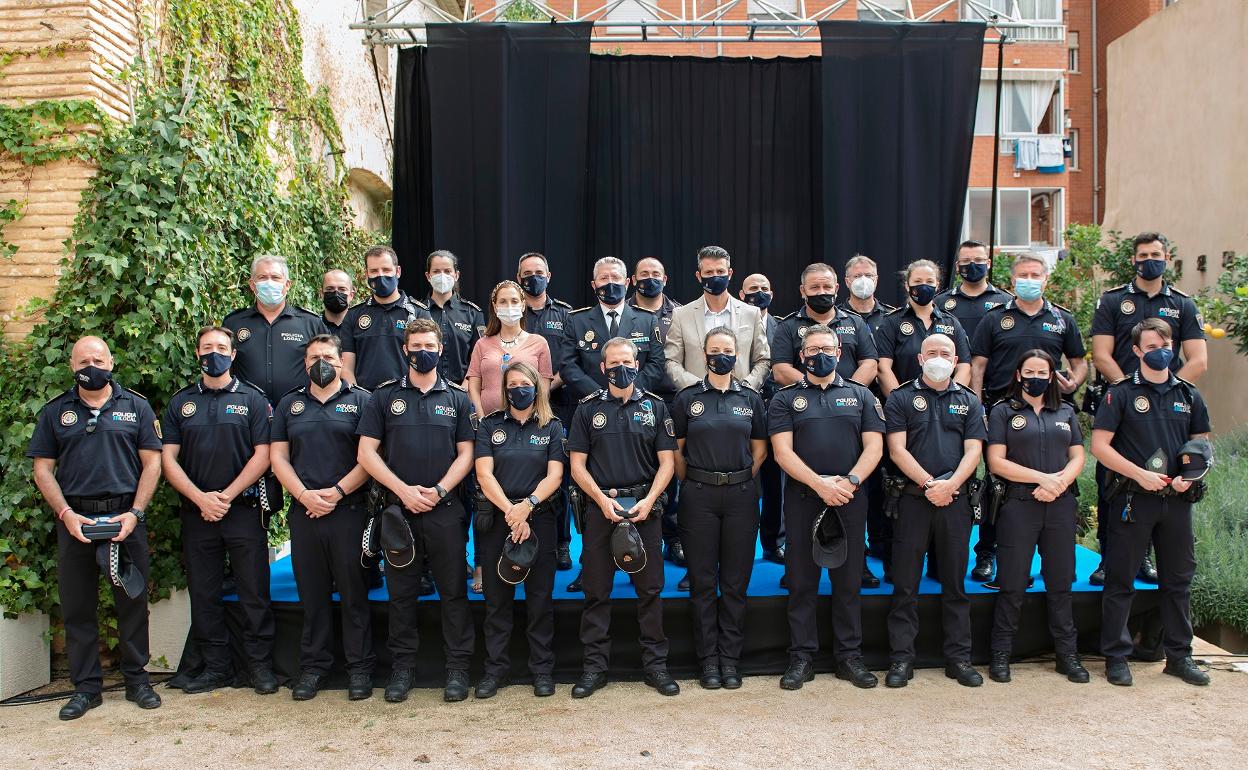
[964,188,1064,249]
[857,0,908,20]
[603,0,654,36]
[1068,128,1079,170]
[964,0,1060,22]
[749,0,799,17]
[974,75,1063,135]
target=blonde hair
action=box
[500,360,554,428]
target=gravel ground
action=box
[2,649,1245,769]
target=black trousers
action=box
[758,454,785,553]
[182,503,273,671]
[678,480,759,666]
[288,502,375,676]
[479,507,557,677]
[990,494,1077,655]
[385,497,475,670]
[58,520,150,694]
[888,494,973,663]
[973,514,997,561]
[864,467,891,567]
[785,485,868,663]
[580,502,667,674]
[1100,493,1195,661]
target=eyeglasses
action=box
[802,346,839,356]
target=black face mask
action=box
[406,349,440,374]
[805,293,837,315]
[506,385,537,410]
[635,277,664,298]
[74,365,113,391]
[368,274,399,298]
[596,281,627,305]
[1020,376,1049,397]
[706,353,737,376]
[604,363,639,389]
[743,290,772,309]
[322,290,349,313]
[909,284,937,306]
[805,352,838,378]
[199,352,232,378]
[957,262,989,283]
[520,274,548,297]
[308,359,337,388]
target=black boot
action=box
[385,667,413,702]
[884,661,913,688]
[571,671,607,699]
[945,660,983,687]
[988,651,1011,683]
[58,692,102,721]
[834,656,877,688]
[291,671,322,701]
[1163,656,1210,686]
[698,663,722,690]
[1056,653,1090,684]
[779,660,814,690]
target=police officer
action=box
[223,254,329,404]
[567,336,678,698]
[356,318,476,703]
[270,334,375,701]
[772,262,878,387]
[933,240,1013,339]
[321,269,355,335]
[1091,318,1211,687]
[875,260,972,398]
[984,349,1089,684]
[27,336,163,719]
[518,252,577,571]
[883,333,987,688]
[1089,232,1208,584]
[341,245,433,389]
[672,327,767,690]
[473,361,566,698]
[424,249,485,386]
[741,273,786,565]
[839,254,896,336]
[969,253,1087,582]
[162,326,277,695]
[769,325,885,690]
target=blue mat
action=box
[251,525,1155,604]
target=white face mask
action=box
[495,305,524,325]
[922,356,955,383]
[430,273,456,294]
[850,276,876,300]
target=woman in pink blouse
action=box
[468,280,554,418]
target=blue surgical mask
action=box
[635,277,664,298]
[368,274,399,298]
[1142,347,1174,372]
[706,353,737,376]
[596,281,627,305]
[1135,258,1166,281]
[701,274,730,296]
[255,279,285,307]
[199,352,232,378]
[1014,278,1044,301]
[958,262,989,283]
[520,274,548,297]
[909,284,937,306]
[406,348,440,374]
[806,352,838,378]
[605,363,638,389]
[506,385,537,410]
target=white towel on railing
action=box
[1014,137,1040,171]
[1037,135,1065,168]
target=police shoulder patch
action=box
[874,398,885,420]
[664,417,675,437]
[552,298,574,310]
[447,381,467,392]
[569,306,594,315]
[579,390,602,404]
[153,419,162,439]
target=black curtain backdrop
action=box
[820,21,985,306]
[391,46,434,277]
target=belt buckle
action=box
[714,471,730,486]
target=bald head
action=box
[741,274,770,294]
[70,336,113,385]
[921,334,955,357]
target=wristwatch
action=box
[434,484,448,500]
[526,494,540,508]
[845,474,861,489]
[128,507,145,522]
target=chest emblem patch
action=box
[491,430,507,445]
[690,401,705,417]
[391,399,406,415]
[290,400,305,415]
[792,396,808,412]
[60,410,78,426]
[237,327,251,342]
[358,314,373,330]
[1134,396,1150,413]
[1010,414,1026,430]
[912,395,928,412]
[181,401,197,418]
[592,412,607,429]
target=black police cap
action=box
[1177,438,1213,481]
[96,542,145,600]
[812,506,848,570]
[497,534,540,585]
[378,504,416,569]
[611,521,647,574]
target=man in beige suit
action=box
[664,246,771,392]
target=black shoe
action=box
[699,663,722,690]
[779,572,788,590]
[644,668,680,696]
[533,674,556,697]
[677,571,691,592]
[779,660,814,690]
[861,560,881,589]
[291,672,322,701]
[1163,656,1210,686]
[251,667,279,695]
[475,674,506,699]
[348,673,374,700]
[58,692,102,720]
[556,544,573,571]
[125,682,162,709]
[1089,561,1106,586]
[419,571,435,596]
[1056,654,1090,684]
[945,660,983,687]
[762,545,785,565]
[385,667,413,702]
[1106,658,1133,686]
[666,539,687,567]
[721,665,742,689]
[567,570,583,593]
[1138,554,1159,584]
[988,651,1011,683]
[884,660,914,688]
[835,656,878,689]
[444,669,470,702]
[570,671,607,698]
[984,575,1034,591]
[183,669,233,694]
[971,556,995,582]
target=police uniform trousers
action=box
[678,479,759,666]
[758,455,786,553]
[580,502,668,674]
[58,520,150,694]
[888,493,973,663]
[1100,491,1195,661]
[479,506,558,678]
[785,484,868,663]
[864,467,891,568]
[990,492,1077,655]
[288,501,375,676]
[385,496,474,670]
[182,502,273,671]
[554,397,575,547]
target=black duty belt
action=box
[66,495,132,514]
[685,467,753,486]
[902,481,968,498]
[599,484,651,499]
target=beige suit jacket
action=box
[663,295,771,392]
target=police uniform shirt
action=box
[26,383,162,498]
[628,293,682,398]
[837,299,896,336]
[338,292,433,390]
[884,379,988,478]
[874,306,972,385]
[426,293,485,384]
[223,304,328,403]
[767,375,886,476]
[162,378,272,493]
[971,300,1086,394]
[560,305,666,401]
[474,411,567,499]
[672,379,767,472]
[987,399,1083,474]
[771,306,878,383]
[272,382,371,505]
[355,375,474,487]
[933,283,1013,338]
[322,313,342,336]
[1090,280,1204,375]
[567,388,677,488]
[1092,371,1211,476]
[523,296,574,378]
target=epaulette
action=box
[374,378,399,389]
[172,381,199,397]
[239,379,268,396]
[410,297,430,309]
[631,305,657,317]
[289,304,320,317]
[459,297,482,312]
[982,303,1009,314]
[1104,284,1130,294]
[447,381,467,392]
[1170,286,1190,297]
[884,306,908,315]
[569,306,594,314]
[481,409,503,421]
[878,301,897,312]
[777,382,802,391]
[677,382,702,394]
[346,381,371,394]
[775,311,794,322]
[42,388,73,408]
[643,389,664,400]
[222,306,249,320]
[552,298,574,310]
[897,378,917,390]
[123,386,149,401]
[347,300,370,312]
[1051,301,1073,314]
[280,385,308,400]
[579,390,602,403]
